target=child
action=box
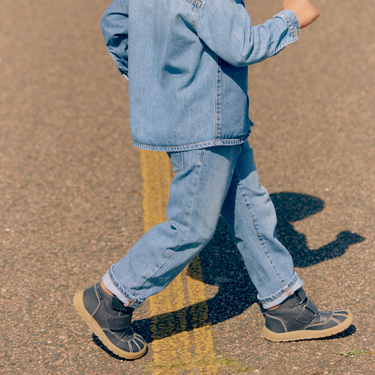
[74,0,352,359]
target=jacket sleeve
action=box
[101,0,130,79]
[195,0,300,67]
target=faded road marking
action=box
[140,149,217,374]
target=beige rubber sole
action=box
[263,310,354,342]
[73,290,147,359]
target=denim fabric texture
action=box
[103,142,303,309]
[101,0,300,151]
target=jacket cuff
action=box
[274,9,301,40]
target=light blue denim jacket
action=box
[101,0,300,151]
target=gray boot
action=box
[73,283,146,359]
[263,288,353,342]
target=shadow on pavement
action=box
[97,192,364,348]
[271,192,365,267]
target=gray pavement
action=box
[1,0,375,374]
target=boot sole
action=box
[263,310,353,342]
[73,290,147,359]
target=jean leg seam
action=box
[133,152,204,294]
[183,149,204,241]
[108,266,144,305]
[233,176,286,290]
[259,274,301,303]
[132,241,183,294]
[180,151,183,173]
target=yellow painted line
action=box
[186,257,217,374]
[140,149,218,374]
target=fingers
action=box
[282,0,320,29]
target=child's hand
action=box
[282,0,320,29]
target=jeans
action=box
[103,141,303,309]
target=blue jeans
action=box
[103,141,303,309]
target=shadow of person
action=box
[271,192,365,267]
[97,191,363,349]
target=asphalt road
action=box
[1,0,375,374]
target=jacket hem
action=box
[133,133,251,152]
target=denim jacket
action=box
[101,0,300,151]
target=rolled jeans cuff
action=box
[102,268,143,309]
[259,273,304,309]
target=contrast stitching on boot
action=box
[92,285,102,316]
[133,340,142,351]
[265,313,287,332]
[307,322,323,328]
[108,330,135,347]
[334,311,348,316]
[331,317,342,325]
